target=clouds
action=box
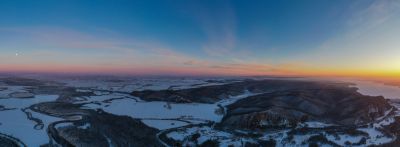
[0,26,296,76]
[184,1,238,57]
[183,1,275,70]
[0,26,184,70]
[1,0,399,77]
[295,0,400,76]
[200,6,236,57]
[350,0,400,27]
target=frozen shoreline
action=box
[0,94,60,146]
[349,80,400,99]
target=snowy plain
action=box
[0,93,61,146]
[1,77,400,146]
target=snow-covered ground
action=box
[57,76,249,131]
[300,121,335,128]
[0,94,60,146]
[81,89,256,130]
[142,120,191,130]
[1,77,400,146]
[166,126,256,146]
[290,77,400,100]
[66,77,400,146]
[162,78,400,146]
[87,98,219,121]
[0,86,29,98]
[60,77,234,93]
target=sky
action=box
[0,0,399,77]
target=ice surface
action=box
[82,90,256,130]
[0,86,29,98]
[60,77,232,93]
[302,121,334,128]
[358,128,392,145]
[1,77,399,146]
[86,98,220,122]
[141,119,190,130]
[349,80,400,99]
[325,134,364,146]
[0,95,59,146]
[0,94,58,108]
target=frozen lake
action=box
[349,80,400,99]
[83,90,256,130]
[0,77,399,146]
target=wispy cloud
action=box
[0,26,200,70]
[296,0,400,75]
[185,1,237,57]
[0,25,335,76]
[346,0,400,38]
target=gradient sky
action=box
[1,0,400,77]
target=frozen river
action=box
[1,77,399,146]
[0,94,61,146]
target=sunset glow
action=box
[0,0,399,79]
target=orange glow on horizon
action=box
[1,63,399,80]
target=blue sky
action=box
[0,0,399,76]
